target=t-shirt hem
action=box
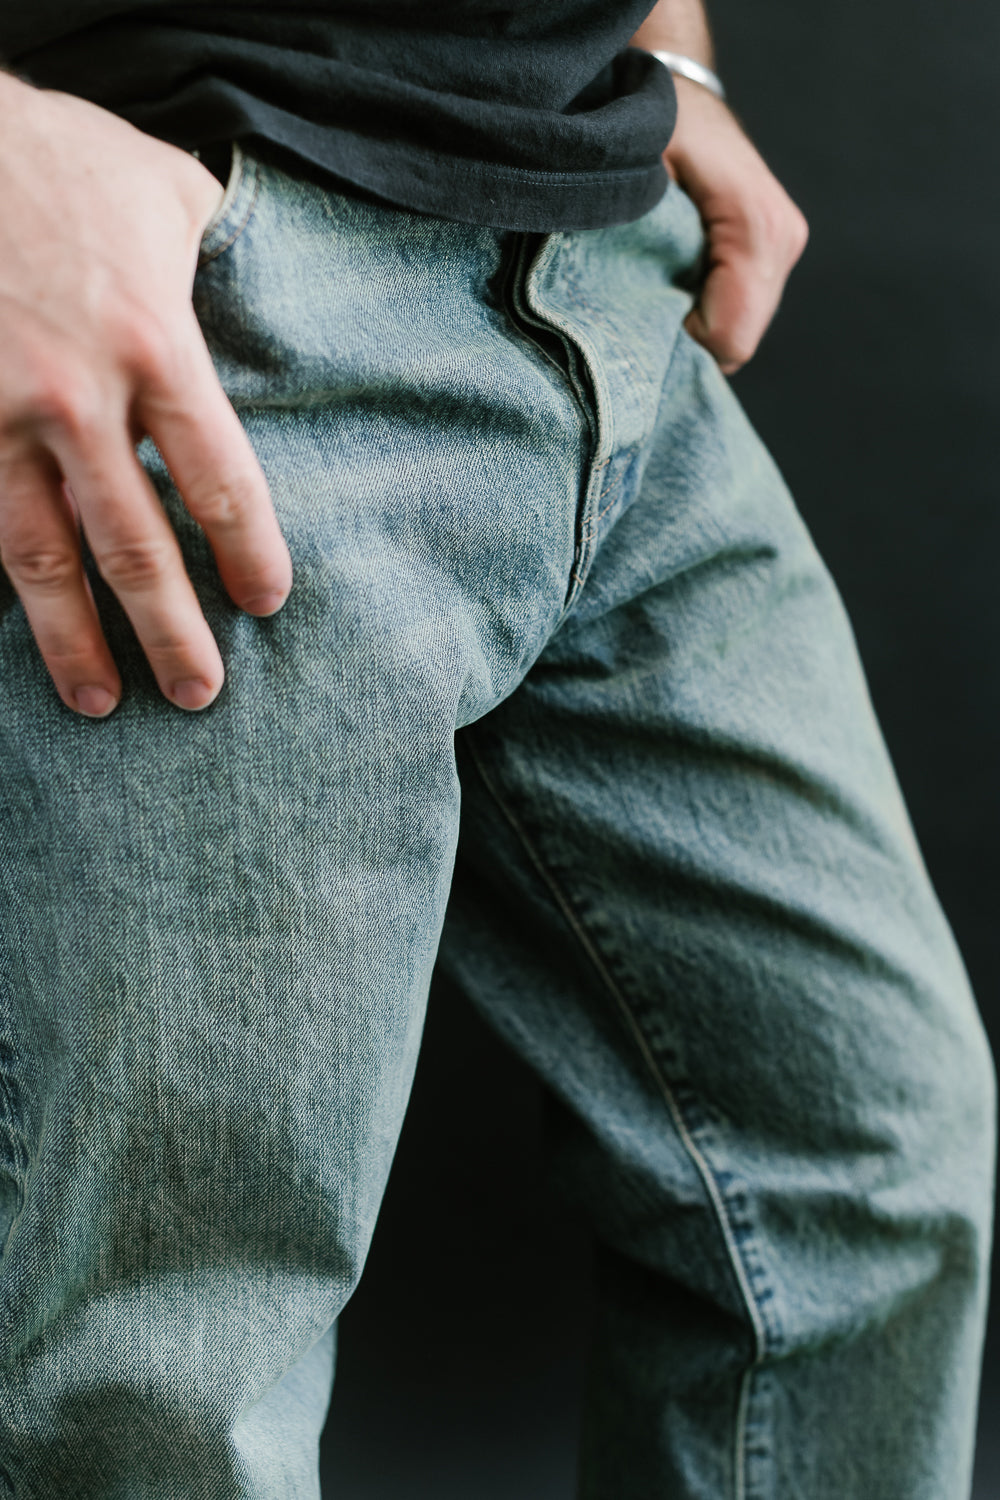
[129,78,676,232]
[254,135,672,231]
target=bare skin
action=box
[0,0,806,719]
[0,77,293,718]
[632,0,810,374]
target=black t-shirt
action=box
[2,2,677,231]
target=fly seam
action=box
[576,467,628,545]
[560,270,652,388]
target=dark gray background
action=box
[320,0,1000,1492]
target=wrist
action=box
[650,51,725,102]
[629,1,715,69]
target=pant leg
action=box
[437,187,997,1499]
[0,148,590,1498]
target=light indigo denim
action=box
[0,141,995,1499]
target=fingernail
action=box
[74,685,118,718]
[170,678,217,711]
[243,591,287,616]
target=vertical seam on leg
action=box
[465,732,770,1500]
[0,1071,29,1252]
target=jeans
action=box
[0,142,994,1500]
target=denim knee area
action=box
[441,219,996,1496]
[0,149,603,1496]
[0,147,994,1500]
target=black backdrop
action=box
[320,0,1000,1493]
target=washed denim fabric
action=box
[0,142,994,1499]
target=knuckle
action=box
[118,310,176,385]
[745,185,807,259]
[769,193,809,262]
[719,333,757,368]
[788,205,810,258]
[44,641,97,667]
[754,195,790,250]
[1,540,79,592]
[97,535,173,590]
[29,371,108,446]
[189,470,261,531]
[143,633,206,662]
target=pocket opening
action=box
[198,144,260,266]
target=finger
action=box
[684,250,786,375]
[62,478,82,524]
[51,426,226,711]
[0,453,122,716]
[137,321,293,616]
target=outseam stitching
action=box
[0,1071,28,1257]
[464,731,770,1500]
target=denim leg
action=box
[439,320,996,1497]
[0,153,589,1498]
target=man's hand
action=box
[0,74,293,717]
[632,0,808,375]
[665,75,809,375]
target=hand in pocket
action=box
[0,77,292,716]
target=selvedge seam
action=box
[463,730,776,1500]
[0,1070,28,1250]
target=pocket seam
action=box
[198,145,261,267]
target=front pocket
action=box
[198,144,261,266]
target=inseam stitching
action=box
[464,731,770,1500]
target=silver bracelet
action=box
[650,50,726,102]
